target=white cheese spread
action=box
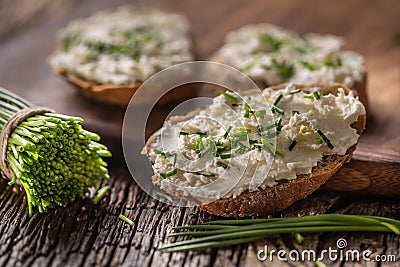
[217,24,365,87]
[49,6,193,84]
[149,84,365,201]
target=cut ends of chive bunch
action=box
[0,87,111,216]
[159,214,400,253]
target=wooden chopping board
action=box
[0,0,398,197]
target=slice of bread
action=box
[49,6,196,107]
[143,83,366,217]
[209,23,368,110]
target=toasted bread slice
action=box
[49,6,196,107]
[54,68,197,107]
[144,83,366,217]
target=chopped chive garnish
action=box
[271,106,284,115]
[233,142,250,154]
[313,91,321,100]
[118,214,135,227]
[290,89,301,94]
[300,60,319,71]
[316,138,323,145]
[153,149,163,154]
[92,185,110,205]
[244,103,252,118]
[219,153,232,159]
[217,161,228,169]
[199,141,216,158]
[288,140,297,151]
[275,118,283,131]
[223,126,233,139]
[254,109,266,118]
[195,138,204,153]
[218,90,238,102]
[179,131,207,136]
[262,130,279,139]
[294,233,304,244]
[231,103,242,107]
[265,123,276,130]
[249,139,259,145]
[160,169,178,179]
[273,94,283,106]
[317,130,334,149]
[261,138,285,158]
[292,110,300,115]
[217,146,231,154]
[324,57,342,67]
[304,94,314,100]
[194,171,215,177]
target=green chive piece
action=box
[231,103,242,107]
[223,126,233,139]
[180,131,207,136]
[261,138,285,158]
[219,153,232,159]
[317,130,334,149]
[316,138,323,145]
[292,110,300,115]
[218,90,238,102]
[273,94,283,106]
[290,89,301,94]
[160,169,177,179]
[315,260,327,267]
[275,118,283,131]
[195,138,204,154]
[294,232,304,244]
[288,140,297,151]
[313,91,321,100]
[194,171,215,177]
[304,94,314,100]
[271,106,284,115]
[118,214,135,227]
[244,103,251,118]
[217,161,228,169]
[300,60,319,71]
[92,185,110,205]
[254,109,266,118]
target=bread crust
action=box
[144,83,366,217]
[54,68,197,107]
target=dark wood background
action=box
[0,0,399,266]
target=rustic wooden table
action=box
[0,0,399,266]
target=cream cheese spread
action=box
[49,6,193,84]
[149,84,365,201]
[217,24,365,87]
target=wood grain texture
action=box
[0,0,399,266]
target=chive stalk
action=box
[159,214,400,252]
[92,185,110,205]
[118,214,135,227]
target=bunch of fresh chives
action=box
[159,214,400,252]
[0,87,111,216]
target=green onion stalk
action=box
[159,214,400,252]
[0,87,111,216]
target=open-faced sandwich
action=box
[49,6,194,106]
[143,83,366,217]
[211,24,367,108]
